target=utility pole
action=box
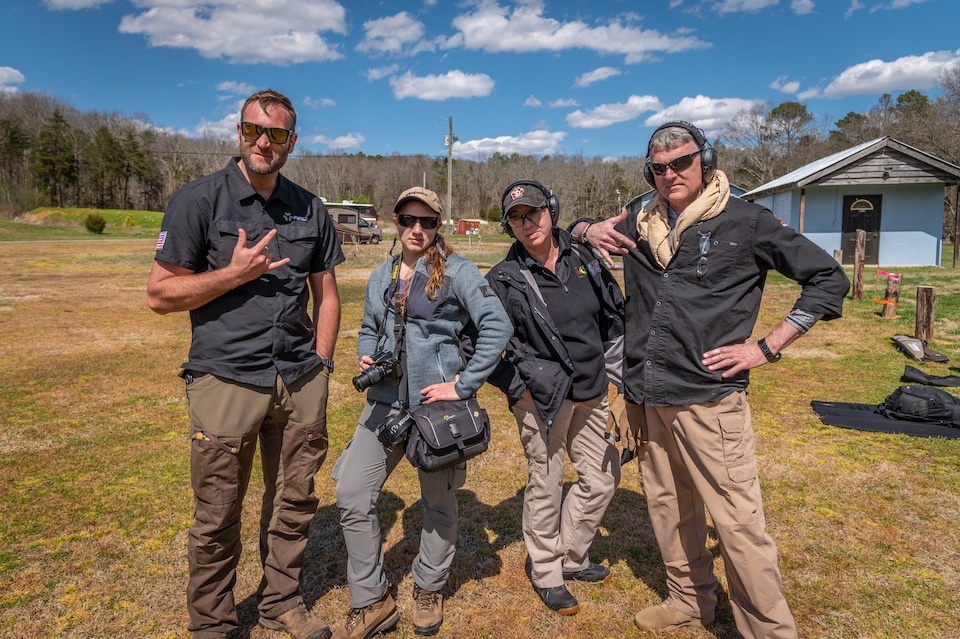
[444,117,457,229]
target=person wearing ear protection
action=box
[331,187,509,639]
[570,122,849,637]
[484,180,625,616]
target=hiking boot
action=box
[411,584,443,636]
[562,563,611,583]
[633,600,714,632]
[259,602,332,639]
[331,593,400,639]
[533,585,579,615]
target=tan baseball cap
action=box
[394,186,442,214]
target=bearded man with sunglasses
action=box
[148,90,344,639]
[571,121,849,638]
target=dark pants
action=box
[184,365,330,638]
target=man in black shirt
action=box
[148,90,343,639]
[572,122,848,638]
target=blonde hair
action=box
[395,234,455,315]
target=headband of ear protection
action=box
[499,179,560,238]
[643,120,718,185]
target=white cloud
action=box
[523,95,542,107]
[357,11,434,56]
[845,0,864,18]
[815,49,960,98]
[713,0,778,14]
[770,75,801,94]
[453,129,567,159]
[118,0,347,65]
[644,95,761,139]
[304,96,336,108]
[549,98,579,108]
[872,0,929,12]
[217,81,255,95]
[574,67,622,88]
[366,64,401,81]
[444,2,708,63]
[194,111,239,140]
[390,70,494,101]
[791,0,815,13]
[0,66,26,93]
[313,133,365,150]
[566,95,662,129]
[44,0,111,8]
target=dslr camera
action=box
[352,350,400,392]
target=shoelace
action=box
[414,587,439,610]
[344,607,367,631]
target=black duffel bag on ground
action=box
[879,385,960,427]
[405,396,491,472]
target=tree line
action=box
[2,66,959,234]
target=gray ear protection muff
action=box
[499,179,560,238]
[643,120,717,185]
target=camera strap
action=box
[382,255,410,408]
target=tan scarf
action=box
[638,169,730,268]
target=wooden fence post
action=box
[852,229,866,300]
[881,275,901,319]
[916,286,935,341]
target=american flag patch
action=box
[155,230,167,251]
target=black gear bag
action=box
[879,385,960,427]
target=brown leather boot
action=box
[259,602,332,639]
[331,593,400,639]
[411,584,443,636]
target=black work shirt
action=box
[155,159,345,387]
[520,232,606,401]
[614,197,849,407]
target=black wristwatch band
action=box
[320,358,335,373]
[757,338,781,363]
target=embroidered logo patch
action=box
[509,186,525,200]
[155,230,167,251]
[576,264,588,277]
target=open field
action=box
[1,237,959,639]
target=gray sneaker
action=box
[411,584,443,636]
[259,602,332,639]
[331,593,400,639]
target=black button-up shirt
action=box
[156,159,344,386]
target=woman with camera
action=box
[331,187,510,639]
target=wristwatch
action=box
[757,338,781,363]
[580,222,593,244]
[320,358,335,373]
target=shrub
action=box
[122,213,136,228]
[84,213,107,234]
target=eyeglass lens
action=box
[507,208,544,226]
[649,150,700,176]
[240,122,292,144]
[697,232,711,277]
[398,214,439,229]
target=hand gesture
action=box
[584,209,636,268]
[230,228,290,284]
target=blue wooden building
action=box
[742,137,960,266]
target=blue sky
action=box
[2,0,957,161]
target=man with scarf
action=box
[570,121,849,638]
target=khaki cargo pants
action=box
[184,365,330,639]
[626,392,797,639]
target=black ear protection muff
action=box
[499,179,560,238]
[643,120,718,185]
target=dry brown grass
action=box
[1,239,959,639]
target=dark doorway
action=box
[841,195,881,265]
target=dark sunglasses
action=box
[397,214,439,230]
[240,121,294,144]
[647,149,701,176]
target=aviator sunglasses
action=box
[647,149,702,176]
[240,121,294,144]
[397,214,440,230]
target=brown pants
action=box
[626,392,797,639]
[184,365,330,638]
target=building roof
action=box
[742,137,960,200]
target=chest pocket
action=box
[213,219,263,269]
[276,221,319,272]
[691,233,740,285]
